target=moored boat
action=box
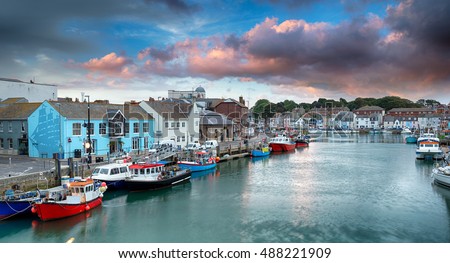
[405,135,417,144]
[295,135,310,147]
[32,178,107,221]
[432,165,450,188]
[251,145,271,157]
[91,161,132,190]
[178,151,217,172]
[269,135,296,152]
[0,190,41,220]
[416,132,444,160]
[125,162,191,191]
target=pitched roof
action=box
[47,101,152,120]
[213,98,247,109]
[0,102,41,119]
[388,107,433,112]
[143,101,192,119]
[355,106,384,111]
[200,110,233,125]
[0,97,29,104]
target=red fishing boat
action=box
[269,135,296,152]
[295,135,310,147]
[32,178,107,221]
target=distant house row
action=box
[0,95,249,159]
[268,105,450,131]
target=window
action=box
[8,138,13,149]
[21,122,25,132]
[165,122,169,128]
[143,122,149,133]
[182,122,186,128]
[120,167,128,173]
[73,123,81,136]
[114,122,123,135]
[143,137,148,149]
[99,123,107,135]
[132,137,139,150]
[0,121,3,132]
[133,123,139,133]
[176,122,180,128]
[8,121,12,132]
[0,138,3,149]
[171,122,175,128]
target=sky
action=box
[1,0,450,107]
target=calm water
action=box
[2,134,450,243]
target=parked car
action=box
[202,140,219,149]
[185,142,202,151]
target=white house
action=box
[139,100,200,148]
[0,78,57,102]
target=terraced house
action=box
[28,100,153,160]
[0,98,40,155]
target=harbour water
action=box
[1,134,450,243]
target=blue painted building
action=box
[28,101,154,160]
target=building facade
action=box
[27,101,153,160]
[0,101,40,155]
[0,78,57,102]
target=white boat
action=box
[91,162,132,190]
[401,128,412,134]
[432,165,450,188]
[416,132,444,160]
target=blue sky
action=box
[1,0,450,107]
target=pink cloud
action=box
[83,52,135,78]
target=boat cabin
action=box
[129,163,165,179]
[66,179,98,204]
[91,163,131,179]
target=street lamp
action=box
[85,95,92,164]
[56,103,62,159]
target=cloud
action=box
[83,52,135,79]
[130,0,450,102]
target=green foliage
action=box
[251,96,434,115]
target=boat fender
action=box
[157,174,163,180]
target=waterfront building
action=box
[210,97,248,139]
[0,78,57,102]
[28,101,153,160]
[354,106,384,129]
[0,99,40,155]
[383,115,419,130]
[418,114,441,132]
[139,100,199,148]
[168,86,206,99]
[199,110,234,142]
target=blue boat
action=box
[0,190,41,220]
[251,146,271,157]
[405,135,417,144]
[178,161,217,172]
[177,151,217,172]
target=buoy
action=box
[31,207,37,213]
[85,205,90,211]
[101,182,107,187]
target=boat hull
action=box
[405,136,417,144]
[433,169,450,188]
[269,143,296,152]
[251,149,270,157]
[178,162,217,172]
[33,197,103,221]
[96,180,126,190]
[125,170,192,191]
[295,141,309,147]
[0,200,36,219]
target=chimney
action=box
[239,96,245,105]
